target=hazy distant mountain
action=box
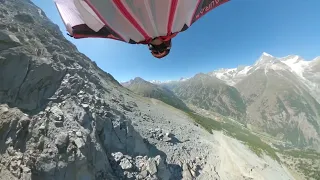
[161,73,247,121]
[122,77,190,112]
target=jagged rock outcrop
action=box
[0,1,172,179]
[0,101,171,180]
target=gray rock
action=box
[119,158,132,170]
[182,163,193,180]
[139,170,148,179]
[20,172,32,180]
[14,13,35,24]
[0,30,22,51]
[147,158,158,175]
[162,135,172,142]
[39,124,46,130]
[111,152,124,162]
[74,138,85,149]
[55,132,69,153]
[76,131,82,137]
[54,121,63,127]
[76,108,90,127]
[50,106,64,121]
[154,155,171,180]
[0,50,66,111]
[21,166,31,173]
[124,171,134,179]
[0,106,9,113]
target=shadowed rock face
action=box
[0,0,172,179]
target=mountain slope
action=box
[162,73,247,121]
[154,53,320,149]
[220,53,320,148]
[302,57,320,103]
[122,77,190,112]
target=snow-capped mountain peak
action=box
[208,52,318,85]
[279,55,310,78]
[208,66,252,85]
[254,52,277,66]
[146,52,317,89]
[262,52,273,57]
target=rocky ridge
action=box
[0,0,172,179]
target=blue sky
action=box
[32,0,320,82]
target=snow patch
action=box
[215,72,225,79]
[264,66,269,75]
[282,56,300,64]
[149,77,191,84]
[180,77,191,82]
[262,52,273,57]
[270,64,288,71]
[281,56,310,79]
[254,53,277,66]
[150,80,174,84]
[237,66,252,76]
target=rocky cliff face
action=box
[0,1,172,179]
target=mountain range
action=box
[123,52,320,150]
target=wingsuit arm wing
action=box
[190,0,229,25]
[54,0,229,43]
[54,0,126,42]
